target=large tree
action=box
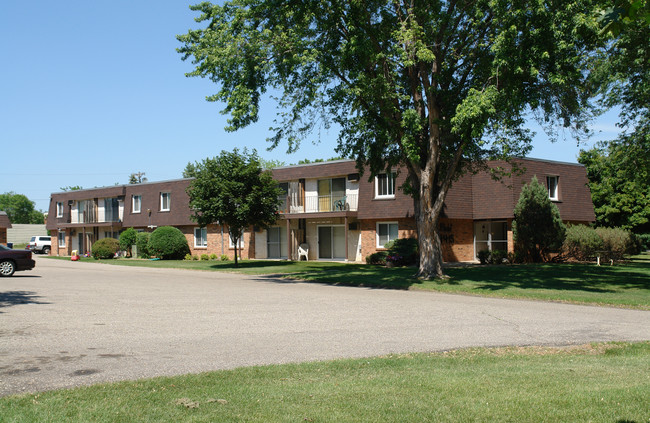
[0,192,44,224]
[186,149,283,266]
[579,0,649,233]
[178,0,601,278]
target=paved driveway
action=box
[1,256,649,396]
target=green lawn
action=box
[48,254,650,309]
[1,342,648,422]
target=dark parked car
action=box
[0,244,36,277]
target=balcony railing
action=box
[278,193,358,214]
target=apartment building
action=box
[46,157,595,262]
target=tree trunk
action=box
[233,236,239,267]
[415,202,445,279]
[413,169,446,279]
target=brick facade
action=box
[46,158,595,263]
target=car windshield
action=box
[30,237,35,242]
[0,244,10,251]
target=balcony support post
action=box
[344,216,349,262]
[286,218,292,260]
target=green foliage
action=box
[193,255,199,261]
[477,250,491,265]
[59,185,83,191]
[186,148,282,266]
[578,144,650,233]
[384,238,419,266]
[182,162,198,178]
[584,1,650,234]
[200,254,210,261]
[563,225,641,261]
[184,253,193,261]
[563,225,604,261]
[209,253,218,260]
[128,172,147,184]
[638,234,650,250]
[366,251,388,266]
[0,191,44,224]
[136,232,151,258]
[220,254,230,261]
[91,238,120,260]
[178,0,600,279]
[119,228,138,256]
[477,249,509,265]
[513,177,566,262]
[148,227,190,260]
[595,227,640,261]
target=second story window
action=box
[56,202,64,218]
[132,195,141,213]
[160,192,171,211]
[375,172,395,198]
[547,176,559,201]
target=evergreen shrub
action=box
[136,232,151,258]
[366,251,388,265]
[148,226,190,260]
[92,238,120,259]
[119,227,137,257]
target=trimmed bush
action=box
[477,250,490,265]
[136,232,151,258]
[184,254,192,261]
[563,225,603,261]
[384,237,419,266]
[477,249,508,265]
[148,226,190,260]
[92,238,120,259]
[210,254,218,260]
[200,253,210,261]
[220,254,230,261]
[119,227,137,257]
[366,251,388,265]
[638,234,650,250]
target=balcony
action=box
[278,194,358,214]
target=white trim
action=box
[194,227,207,248]
[376,221,399,248]
[132,195,142,213]
[56,202,64,218]
[547,176,559,201]
[160,192,171,211]
[374,172,395,199]
[58,231,66,247]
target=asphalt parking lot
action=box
[1,256,649,397]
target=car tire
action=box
[42,246,50,255]
[0,260,16,277]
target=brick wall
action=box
[182,224,254,260]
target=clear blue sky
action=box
[0,0,621,213]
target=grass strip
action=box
[47,254,650,309]
[1,342,648,422]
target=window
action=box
[376,222,399,248]
[194,227,208,248]
[132,195,141,213]
[229,234,244,249]
[58,231,66,247]
[56,202,64,218]
[375,172,395,198]
[547,176,559,201]
[160,192,170,211]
